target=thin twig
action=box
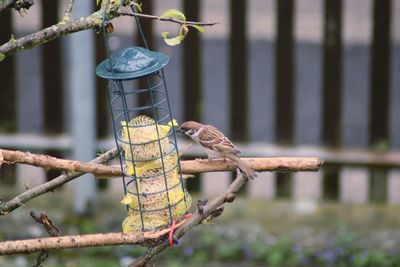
[0,0,33,15]
[178,143,193,157]
[0,148,118,216]
[0,147,321,215]
[0,0,16,14]
[31,251,48,267]
[30,211,59,267]
[30,211,60,237]
[118,10,218,27]
[63,0,75,19]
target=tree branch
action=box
[30,211,60,237]
[0,149,322,262]
[31,251,48,267]
[180,157,322,174]
[0,11,103,60]
[0,148,118,215]
[30,211,59,267]
[0,147,321,216]
[63,0,74,19]
[0,217,190,255]
[0,148,323,176]
[0,148,121,176]
[0,6,217,61]
[118,10,218,27]
[0,0,16,13]
[0,0,33,15]
[0,232,144,255]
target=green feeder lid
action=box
[96,46,169,80]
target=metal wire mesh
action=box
[105,72,191,232]
[97,0,191,232]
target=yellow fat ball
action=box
[119,115,191,232]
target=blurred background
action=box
[0,0,400,266]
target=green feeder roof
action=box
[96,46,169,80]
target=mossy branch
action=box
[0,5,217,61]
[0,0,33,15]
[0,11,104,60]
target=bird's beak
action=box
[176,127,182,133]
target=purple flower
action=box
[241,245,253,260]
[183,247,194,256]
[320,248,339,266]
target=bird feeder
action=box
[96,2,191,232]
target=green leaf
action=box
[161,31,186,46]
[161,31,169,38]
[161,24,190,46]
[160,9,186,21]
[189,24,205,33]
[163,35,183,46]
[0,53,5,62]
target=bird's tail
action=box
[226,155,257,180]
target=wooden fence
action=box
[0,0,399,205]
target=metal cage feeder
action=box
[96,4,191,232]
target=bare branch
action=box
[0,232,144,255]
[0,148,322,262]
[30,211,60,237]
[63,0,75,19]
[0,217,189,255]
[180,157,323,174]
[31,251,48,267]
[0,148,323,176]
[0,6,217,61]
[118,10,218,27]
[0,146,321,215]
[30,211,59,267]
[0,148,121,176]
[0,11,103,60]
[0,0,16,13]
[0,148,118,215]
[0,0,33,15]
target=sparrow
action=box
[178,121,257,179]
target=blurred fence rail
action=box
[0,0,399,205]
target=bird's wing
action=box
[199,125,240,155]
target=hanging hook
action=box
[131,4,149,50]
[100,0,151,74]
[101,0,114,74]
